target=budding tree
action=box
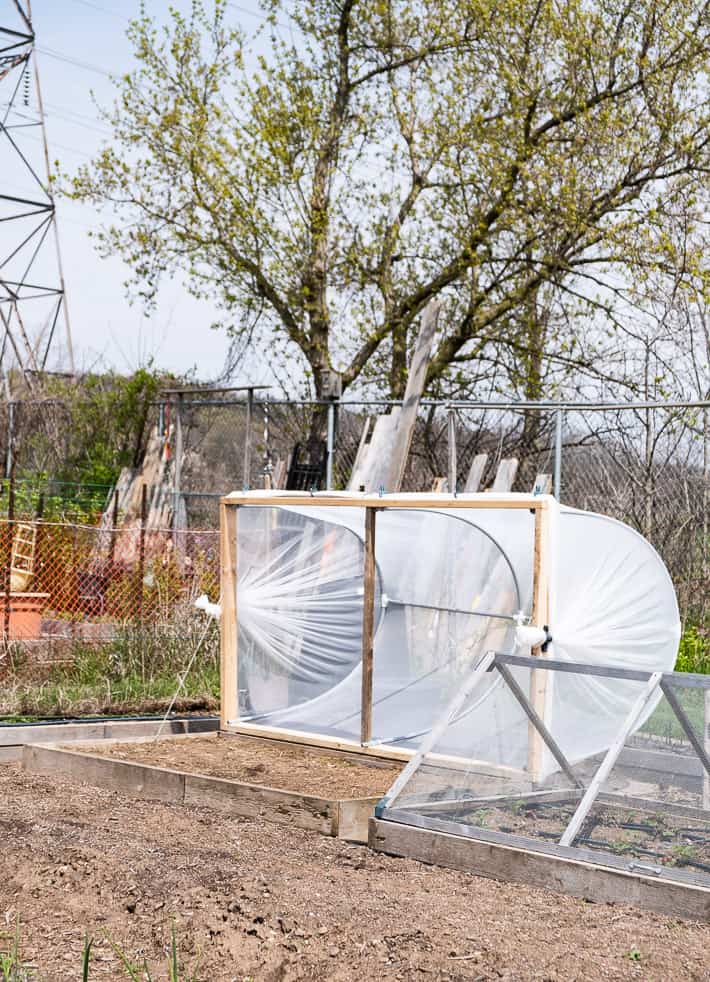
[71,0,710,399]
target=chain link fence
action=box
[0,393,707,636]
[168,395,710,635]
[0,519,219,644]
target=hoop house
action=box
[219,491,680,764]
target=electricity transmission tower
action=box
[0,0,74,392]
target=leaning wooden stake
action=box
[360,507,377,745]
[220,503,238,729]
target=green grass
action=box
[636,623,710,743]
[675,624,710,675]
[1,918,202,981]
[640,687,706,744]
[0,917,34,981]
[0,616,219,718]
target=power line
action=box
[19,131,95,159]
[45,100,103,123]
[43,108,111,137]
[35,46,113,79]
[67,0,130,20]
[1,101,111,137]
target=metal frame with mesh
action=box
[377,653,710,892]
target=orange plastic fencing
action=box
[0,519,220,640]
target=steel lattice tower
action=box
[0,0,74,389]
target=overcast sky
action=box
[1,0,276,382]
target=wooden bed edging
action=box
[369,818,710,922]
[0,716,218,761]
[21,744,378,843]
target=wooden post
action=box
[704,690,710,811]
[137,483,147,626]
[2,458,15,641]
[109,488,119,569]
[243,387,254,488]
[528,500,550,781]
[360,506,377,745]
[220,502,238,729]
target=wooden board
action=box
[351,411,400,493]
[22,744,379,843]
[347,416,373,491]
[489,458,519,492]
[24,744,185,802]
[360,507,377,744]
[221,723,526,783]
[384,300,441,492]
[222,721,416,762]
[220,502,238,728]
[0,716,217,752]
[528,500,551,779]
[464,453,488,493]
[221,492,551,510]
[183,773,336,835]
[370,818,710,922]
[532,473,552,495]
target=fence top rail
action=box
[221,490,553,510]
[147,395,710,411]
[494,652,710,688]
[160,385,272,396]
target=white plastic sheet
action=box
[236,503,519,745]
[231,494,680,763]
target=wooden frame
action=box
[370,817,710,921]
[219,490,554,761]
[22,742,380,843]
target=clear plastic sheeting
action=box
[379,657,710,891]
[235,503,520,747]
[237,506,375,722]
[227,492,681,760]
[548,507,682,766]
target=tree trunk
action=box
[389,321,408,399]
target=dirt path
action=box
[1,764,709,981]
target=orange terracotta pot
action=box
[0,592,50,639]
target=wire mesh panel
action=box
[379,657,710,890]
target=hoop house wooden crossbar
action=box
[219,491,552,761]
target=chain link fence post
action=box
[326,401,336,490]
[173,393,183,546]
[447,404,457,493]
[553,406,564,500]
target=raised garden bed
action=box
[22,733,401,843]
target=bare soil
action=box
[75,733,400,798]
[2,764,710,981]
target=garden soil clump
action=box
[75,733,400,798]
[2,764,710,980]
